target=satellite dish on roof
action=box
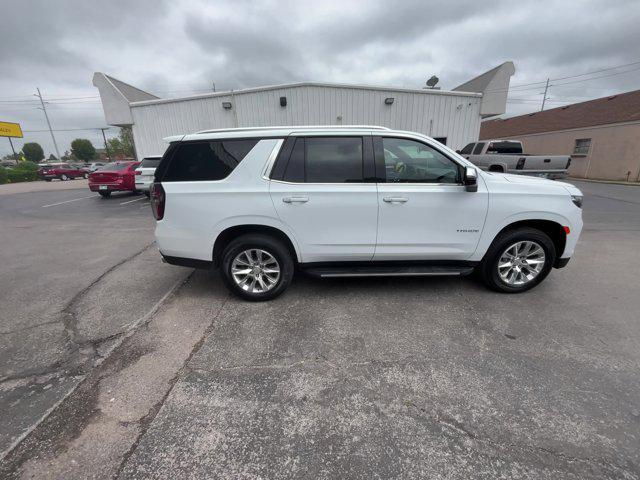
[426,75,439,88]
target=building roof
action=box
[130,81,481,108]
[480,89,640,139]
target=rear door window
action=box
[280,136,364,183]
[161,139,259,182]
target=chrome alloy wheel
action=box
[231,249,281,293]
[497,241,546,286]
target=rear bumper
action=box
[89,183,129,192]
[134,181,152,191]
[161,253,212,269]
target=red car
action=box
[88,161,141,197]
[37,163,87,181]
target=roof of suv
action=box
[164,125,395,143]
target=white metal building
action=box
[93,63,514,158]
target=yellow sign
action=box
[0,121,23,138]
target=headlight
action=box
[571,195,583,208]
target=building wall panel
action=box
[130,85,482,157]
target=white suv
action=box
[134,156,162,196]
[150,126,583,301]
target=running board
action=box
[302,265,475,278]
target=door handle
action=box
[282,196,309,204]
[383,196,408,203]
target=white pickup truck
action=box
[458,140,571,179]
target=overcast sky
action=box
[2,0,639,157]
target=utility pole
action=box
[212,82,216,93]
[99,127,111,161]
[34,88,61,160]
[540,78,550,111]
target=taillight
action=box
[150,182,165,220]
[516,157,526,170]
[135,170,141,175]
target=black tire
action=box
[144,191,151,198]
[61,174,69,181]
[478,227,556,293]
[98,191,111,198]
[45,179,52,182]
[220,234,294,301]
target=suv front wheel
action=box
[220,234,294,301]
[479,227,556,293]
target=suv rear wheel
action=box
[479,227,556,293]
[220,234,294,301]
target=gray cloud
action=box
[1,0,639,156]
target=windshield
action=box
[140,158,161,168]
[98,163,131,171]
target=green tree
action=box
[21,143,44,163]
[48,153,57,161]
[106,127,135,158]
[70,138,96,162]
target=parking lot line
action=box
[41,195,97,208]
[120,197,146,205]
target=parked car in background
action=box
[87,162,106,172]
[150,126,583,301]
[134,156,162,196]
[88,161,140,197]
[458,140,571,179]
[70,163,91,178]
[37,163,86,181]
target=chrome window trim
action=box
[269,178,464,187]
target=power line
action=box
[485,60,640,93]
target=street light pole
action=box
[34,88,61,160]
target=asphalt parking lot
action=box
[1,179,639,479]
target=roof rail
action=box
[195,125,390,135]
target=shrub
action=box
[5,162,40,183]
[7,168,38,183]
[0,166,7,185]
[14,161,39,172]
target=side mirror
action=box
[464,166,478,192]
[455,149,461,154]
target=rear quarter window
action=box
[159,139,259,182]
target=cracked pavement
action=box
[0,185,189,456]
[1,180,640,479]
